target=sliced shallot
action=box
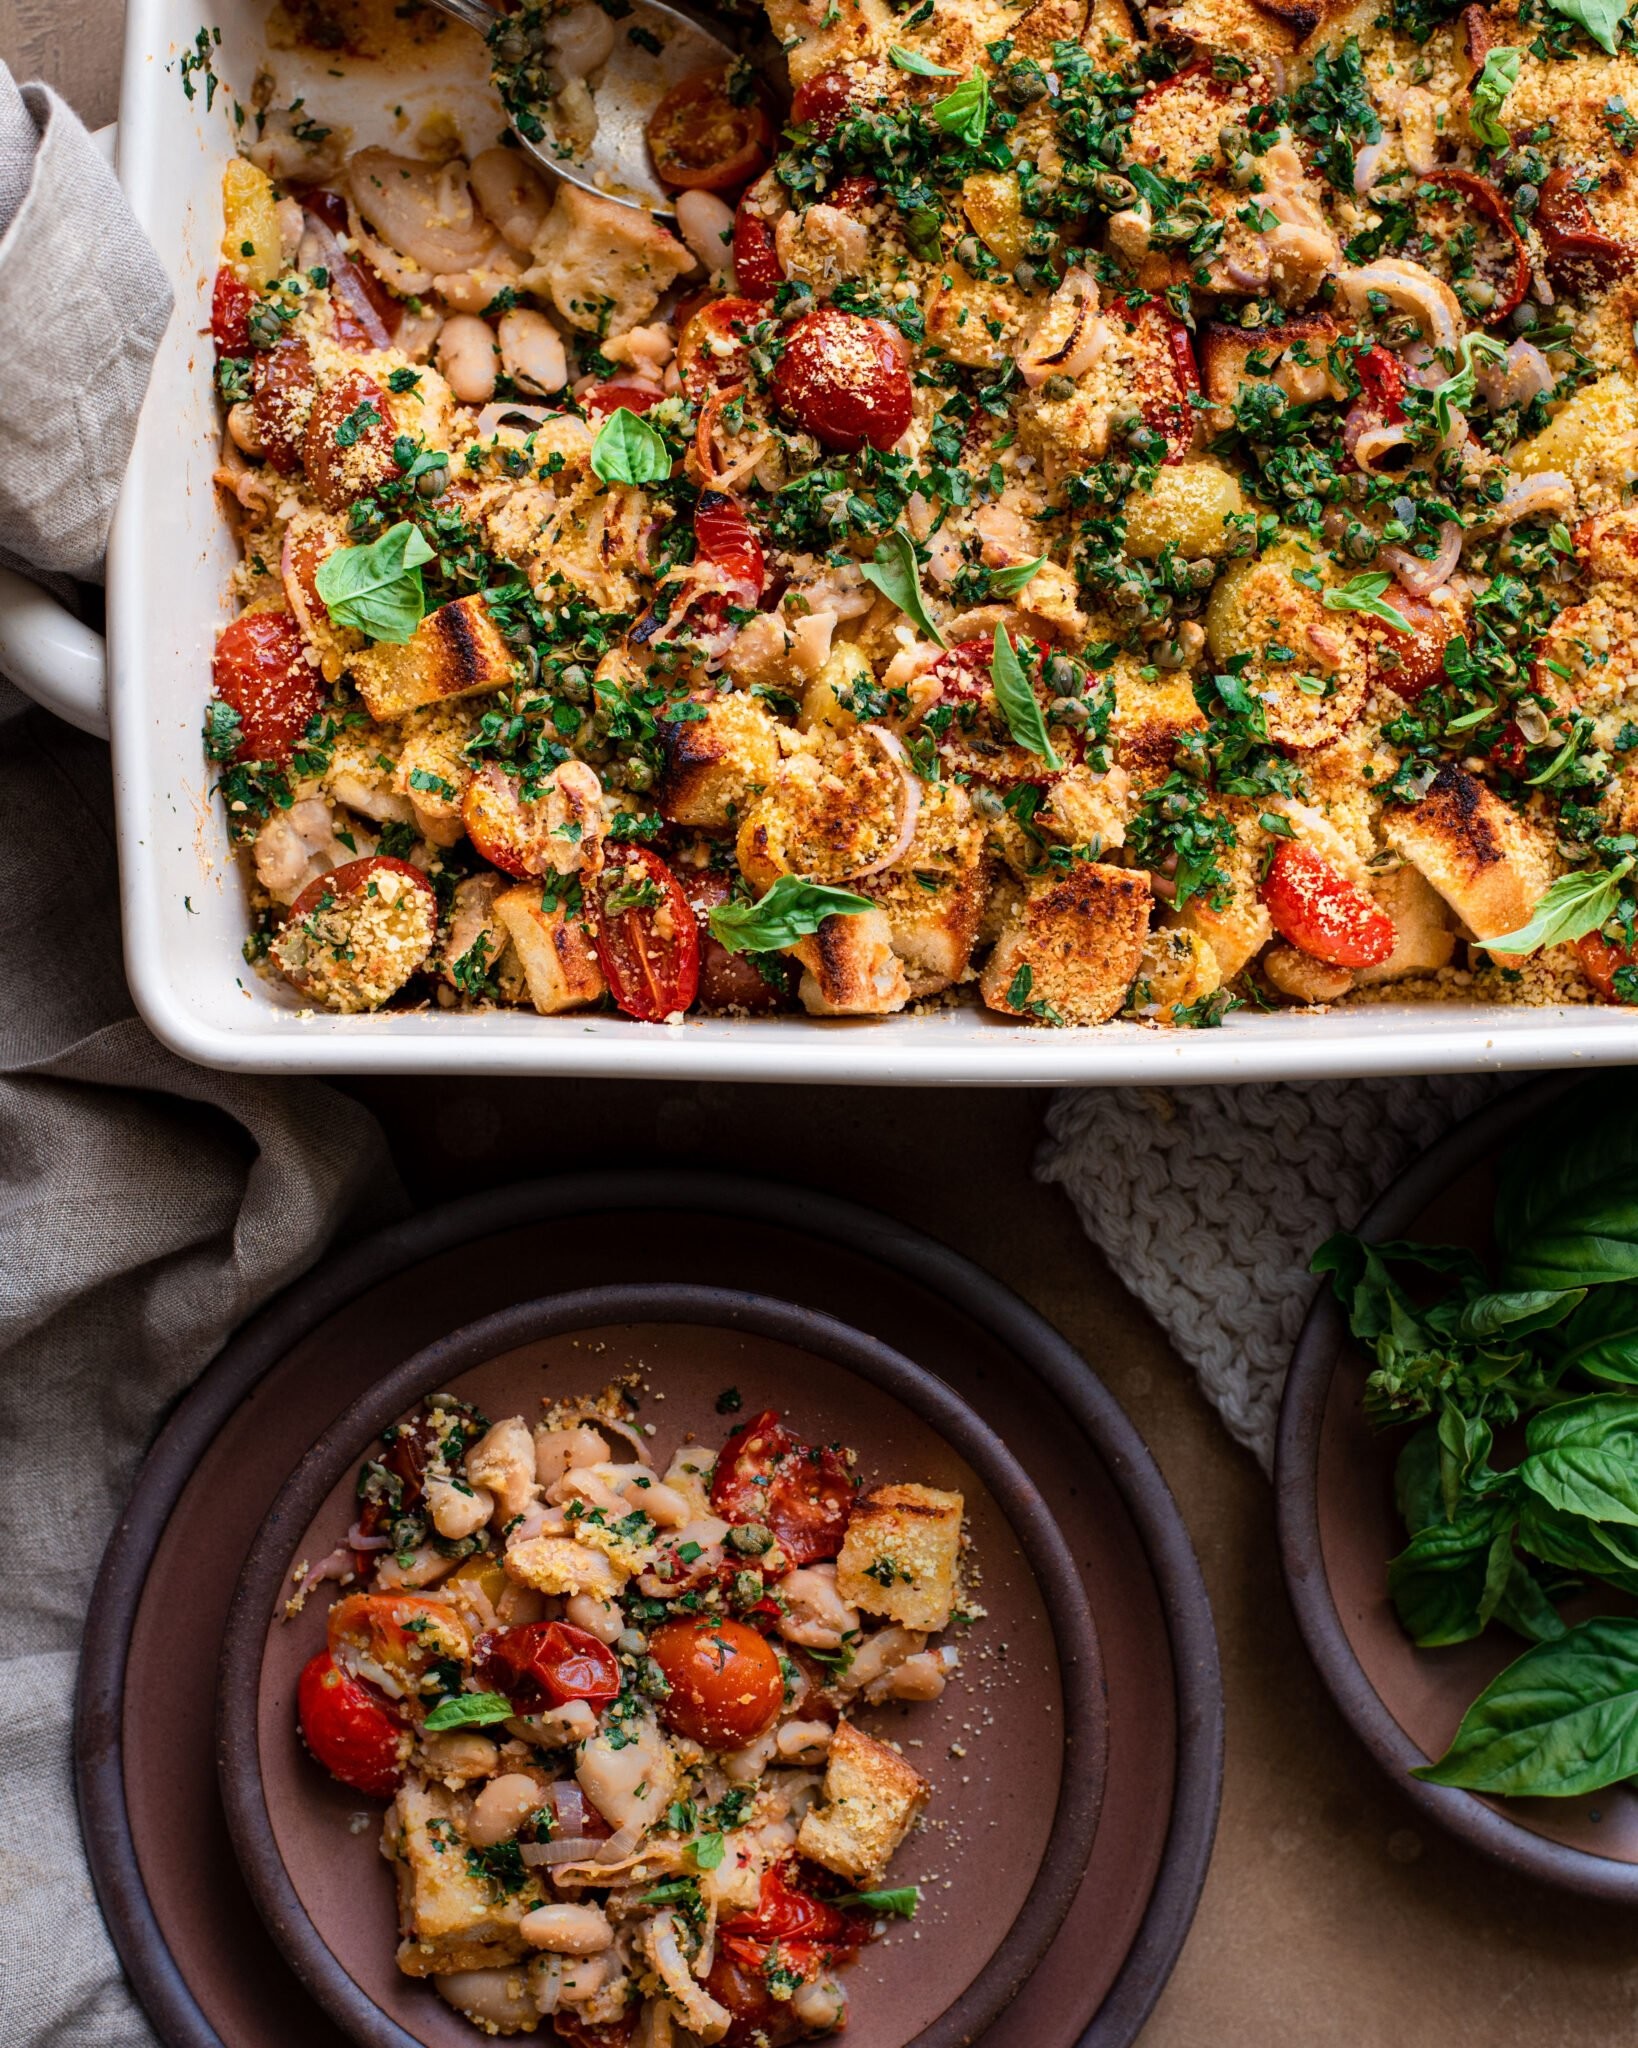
[1381,522,1461,595]
[842,724,922,879]
[300,208,392,351]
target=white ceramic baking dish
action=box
[3,0,1633,1083]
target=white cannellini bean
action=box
[467,1416,540,1521]
[498,307,568,395]
[792,1979,848,2032]
[775,1564,860,1650]
[675,190,735,275]
[468,1772,548,1847]
[546,2,616,77]
[436,313,500,404]
[520,1902,615,1955]
[436,1967,538,2031]
[512,1699,598,1749]
[468,146,552,251]
[775,1719,833,1765]
[722,1727,778,1784]
[565,1592,624,1643]
[421,1730,500,1782]
[876,1648,949,1702]
[536,1425,611,1489]
[426,1475,494,1540]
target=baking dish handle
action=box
[0,570,110,740]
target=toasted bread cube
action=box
[980,863,1151,1026]
[1176,800,1275,977]
[1128,925,1223,1021]
[352,596,517,721]
[503,1534,624,1598]
[493,886,606,1015]
[1381,764,1552,959]
[836,1483,964,1632]
[796,1721,928,1886]
[657,695,782,828]
[1197,315,1343,412]
[1111,668,1206,793]
[384,1780,542,1977]
[795,905,911,1016]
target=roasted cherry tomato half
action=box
[732,199,783,300]
[705,1947,817,2048]
[1354,344,1406,421]
[252,336,318,474]
[303,368,402,512]
[789,67,859,138]
[1414,170,1530,321]
[584,380,663,417]
[210,611,323,764]
[475,1620,622,1714]
[677,297,766,398]
[291,186,403,343]
[211,267,254,355]
[1365,586,1453,700]
[772,307,912,453]
[647,66,773,191]
[1126,301,1199,463]
[286,855,437,932]
[1535,168,1637,295]
[1260,841,1395,969]
[710,1409,854,1565]
[694,491,766,596]
[721,1860,864,1947]
[1576,932,1638,1004]
[297,1650,406,1797]
[648,1615,785,1749]
[327,1591,471,1694]
[686,871,790,1013]
[592,846,702,1021]
[462,764,563,882]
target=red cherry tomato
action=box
[732,200,783,301]
[351,1401,445,1563]
[287,856,437,929]
[686,871,789,1013]
[1416,169,1530,320]
[303,368,402,512]
[1535,168,1637,294]
[694,491,766,595]
[474,1621,622,1714]
[1354,344,1406,421]
[721,1860,864,1948]
[584,381,663,417]
[648,67,773,192]
[773,308,913,453]
[327,1592,471,1687]
[922,637,1083,788]
[211,267,254,355]
[297,1650,406,1797]
[704,1947,813,2048]
[1576,932,1638,1003]
[211,611,323,763]
[677,297,765,398]
[1260,841,1395,969]
[648,1616,785,1748]
[592,846,702,1021]
[1366,586,1453,700]
[252,336,318,474]
[789,68,859,138]
[1126,301,1199,462]
[710,1410,854,1565]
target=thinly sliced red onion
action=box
[546,1781,605,1835]
[474,402,559,437]
[843,725,922,879]
[297,1545,354,1599]
[1348,413,1414,472]
[1381,523,1461,595]
[1488,470,1575,526]
[596,1820,646,1862]
[280,529,321,640]
[346,1521,391,1551]
[524,1836,606,1866]
[599,1414,655,1467]
[301,209,392,351]
[1474,339,1555,412]
[1353,141,1386,194]
[1221,253,1266,291]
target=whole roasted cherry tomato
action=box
[677,297,765,398]
[732,199,783,300]
[252,336,318,474]
[711,1410,853,1565]
[303,367,402,512]
[648,67,773,191]
[694,491,766,595]
[592,846,702,1021]
[1576,932,1638,1003]
[1416,170,1530,320]
[327,1592,471,1693]
[1260,841,1395,969]
[297,1650,406,1797]
[722,1860,864,1948]
[211,611,323,763]
[584,380,663,417]
[1535,168,1637,295]
[1365,586,1452,700]
[789,68,859,138]
[474,1621,621,1714]
[773,308,912,453]
[1354,344,1406,421]
[648,1616,785,1748]
[211,267,254,355]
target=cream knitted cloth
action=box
[1037,1076,1512,1472]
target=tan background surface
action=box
[5,5,1637,2034]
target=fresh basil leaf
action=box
[1491,1555,1570,1643]
[931,72,990,146]
[314,520,436,644]
[861,529,947,646]
[987,555,1047,596]
[1456,1289,1586,1341]
[1414,1616,1638,1795]
[1517,1394,1638,1527]
[1495,1075,1638,1287]
[591,406,672,486]
[1478,856,1633,956]
[1437,1400,1495,1518]
[1394,1423,1446,1535]
[1557,1282,1638,1384]
[422,1691,515,1732]
[707,875,875,954]
[1518,1492,1638,1597]
[1320,572,1411,632]
[1544,0,1628,53]
[692,1832,726,1870]
[1387,1501,1515,1647]
[834,1885,921,1917]
[990,626,1060,769]
[889,43,959,73]
[1468,47,1521,148]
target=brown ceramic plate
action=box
[218,1283,1106,2048]
[75,1172,1222,2048]
[1273,1075,1638,1900]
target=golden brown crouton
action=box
[384,1780,543,1977]
[855,783,992,996]
[1197,314,1345,413]
[1111,669,1206,792]
[795,905,912,1016]
[836,1483,964,1631]
[980,862,1151,1025]
[493,886,606,1015]
[1127,924,1223,1020]
[351,596,518,721]
[1176,800,1274,977]
[795,1721,928,1886]
[657,695,782,829]
[1381,764,1554,957]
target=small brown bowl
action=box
[219,1283,1106,2048]
[1274,1075,1638,1900]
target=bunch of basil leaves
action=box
[1314,1090,1638,1799]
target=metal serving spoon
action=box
[425,0,739,212]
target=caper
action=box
[246,303,285,349]
[972,784,1004,819]
[1513,181,1539,215]
[1151,637,1189,669]
[1511,300,1540,333]
[953,233,984,273]
[557,662,592,703]
[1049,695,1090,726]
[731,1570,766,1606]
[1013,258,1042,293]
[1092,170,1135,209]
[1380,314,1421,348]
[1043,651,1084,693]
[495,25,528,60]
[416,461,449,501]
[779,280,816,321]
[1343,524,1377,563]
[727,1521,774,1556]
[1041,372,1075,401]
[615,1628,648,1657]
[638,1657,670,1700]
[1185,557,1218,591]
[1004,62,1048,104]
[620,757,656,793]
[1464,277,1497,310]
